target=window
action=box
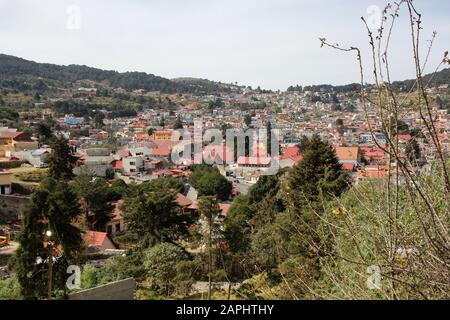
[115,223,121,233]
[107,225,113,235]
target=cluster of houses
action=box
[1,82,449,253]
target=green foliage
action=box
[173,115,183,129]
[123,180,189,248]
[35,121,54,145]
[0,53,229,94]
[189,165,232,200]
[72,175,114,231]
[0,276,22,300]
[80,251,147,290]
[224,196,254,253]
[48,136,77,181]
[11,178,82,299]
[110,179,129,200]
[143,243,190,295]
[287,135,349,204]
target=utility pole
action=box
[208,211,212,300]
[46,230,53,300]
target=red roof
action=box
[342,163,355,171]
[151,145,171,157]
[176,193,193,207]
[83,231,108,247]
[282,146,300,158]
[112,160,123,169]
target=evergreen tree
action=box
[198,196,221,299]
[278,135,349,295]
[72,175,114,231]
[48,136,77,181]
[406,138,422,164]
[35,122,54,145]
[173,115,183,130]
[123,185,188,248]
[10,178,82,299]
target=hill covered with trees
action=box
[0,54,232,94]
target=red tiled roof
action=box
[84,231,108,247]
[112,160,123,169]
[176,193,193,207]
[336,147,360,161]
[342,163,355,171]
[282,146,300,158]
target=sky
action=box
[0,0,449,90]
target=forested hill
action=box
[287,68,450,93]
[0,54,230,94]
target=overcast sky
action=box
[0,0,448,90]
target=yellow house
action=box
[151,130,174,141]
[0,128,38,157]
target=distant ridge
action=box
[0,54,231,94]
[0,53,448,94]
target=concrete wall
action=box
[0,195,30,224]
[67,278,136,300]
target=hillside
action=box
[287,68,450,93]
[0,54,230,95]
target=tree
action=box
[123,184,188,248]
[110,179,129,201]
[188,165,232,201]
[287,135,349,204]
[224,196,254,253]
[143,243,190,296]
[10,178,83,299]
[244,114,252,127]
[48,136,77,181]
[93,112,105,129]
[36,121,54,145]
[198,196,221,299]
[72,175,114,231]
[272,135,350,296]
[173,115,183,130]
[406,139,421,165]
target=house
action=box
[151,130,174,141]
[335,147,361,166]
[237,156,271,168]
[176,193,193,213]
[0,173,12,195]
[83,231,117,252]
[105,200,125,235]
[123,156,144,175]
[0,128,38,157]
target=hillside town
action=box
[0,0,449,303]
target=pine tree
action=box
[198,196,221,300]
[10,178,83,299]
[279,134,349,295]
[48,135,77,181]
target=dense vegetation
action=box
[0,54,232,94]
